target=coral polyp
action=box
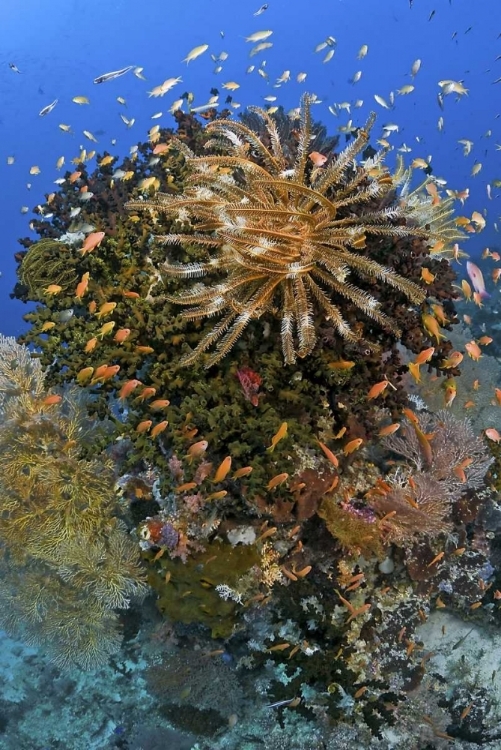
[127,94,463,367]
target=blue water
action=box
[1,0,500,336]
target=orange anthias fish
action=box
[408,362,421,384]
[213,456,232,483]
[422,313,446,345]
[151,420,168,438]
[430,304,447,326]
[136,420,153,433]
[485,428,501,443]
[113,328,131,344]
[75,272,90,300]
[464,340,482,361]
[118,379,142,400]
[316,440,339,468]
[43,394,63,406]
[461,279,473,301]
[443,378,457,407]
[80,231,105,255]
[367,380,389,400]
[267,422,288,452]
[84,337,98,353]
[77,366,94,384]
[378,423,400,437]
[414,347,435,365]
[150,399,171,410]
[308,151,328,167]
[441,351,463,369]
[44,284,62,295]
[186,440,208,463]
[136,386,157,401]
[232,466,253,479]
[343,438,364,455]
[98,321,115,338]
[420,267,435,284]
[267,472,289,490]
[494,388,501,406]
[96,301,117,319]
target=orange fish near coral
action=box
[44,284,62,295]
[75,272,90,300]
[327,359,355,370]
[485,428,501,443]
[80,231,105,256]
[114,328,131,344]
[150,399,171,410]
[367,380,389,400]
[98,321,115,338]
[443,378,457,407]
[430,304,447,326]
[267,472,289,490]
[136,420,153,433]
[213,456,232,483]
[464,340,482,361]
[414,347,435,365]
[136,386,157,401]
[267,422,288,452]
[441,351,463,369]
[420,267,435,284]
[232,466,253,479]
[84,337,98,353]
[308,151,328,167]
[96,301,117,319]
[118,379,142,400]
[422,313,446,345]
[43,394,62,406]
[408,362,421,384]
[77,366,94,384]
[186,440,208,462]
[316,440,339,468]
[343,438,364,455]
[151,420,168,438]
[378,423,400,436]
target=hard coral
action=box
[127,93,464,367]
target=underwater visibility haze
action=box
[1,0,501,748]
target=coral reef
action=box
[0,335,147,669]
[8,98,498,747]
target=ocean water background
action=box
[0,0,499,337]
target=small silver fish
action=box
[93,65,134,84]
[39,99,58,117]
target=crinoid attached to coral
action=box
[127,94,464,368]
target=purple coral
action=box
[158,522,180,550]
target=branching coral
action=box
[320,410,493,555]
[0,335,147,669]
[127,94,463,367]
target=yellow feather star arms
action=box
[127,94,463,368]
